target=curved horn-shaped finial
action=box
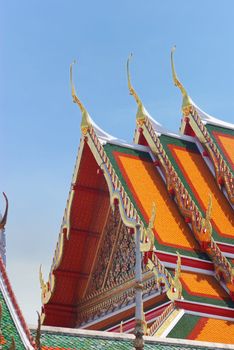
[70,60,91,134]
[140,202,156,252]
[148,202,156,230]
[127,53,142,106]
[175,251,181,280]
[70,60,85,112]
[39,265,46,291]
[127,54,147,125]
[206,193,212,221]
[0,193,8,230]
[9,337,16,350]
[171,46,191,115]
[35,311,42,350]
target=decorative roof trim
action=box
[30,324,234,349]
[0,256,34,348]
[171,48,234,204]
[0,193,8,230]
[148,301,176,336]
[182,105,234,205]
[171,46,192,116]
[70,61,91,135]
[134,113,234,297]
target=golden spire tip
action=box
[69,59,91,134]
[170,46,191,115]
[126,53,141,106]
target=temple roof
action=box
[39,57,234,346]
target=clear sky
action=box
[1,1,234,324]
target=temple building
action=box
[1,49,234,349]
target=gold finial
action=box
[148,202,156,230]
[39,265,49,300]
[175,251,181,281]
[127,54,146,125]
[39,265,45,290]
[9,337,16,350]
[206,193,212,221]
[167,252,182,301]
[35,311,42,350]
[140,202,156,252]
[0,193,8,230]
[201,193,212,239]
[70,60,91,135]
[171,46,191,115]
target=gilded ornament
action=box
[201,194,212,241]
[0,193,8,230]
[166,252,182,301]
[171,46,192,116]
[127,53,146,126]
[140,202,156,252]
[70,60,91,135]
[39,265,49,301]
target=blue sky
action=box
[1,1,234,324]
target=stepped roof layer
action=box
[30,326,234,350]
[0,256,34,349]
[167,313,234,345]
[104,142,205,259]
[205,124,234,174]
[164,269,234,311]
[159,134,234,247]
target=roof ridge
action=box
[0,256,35,348]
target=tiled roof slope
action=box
[167,313,234,345]
[30,326,234,350]
[205,124,234,174]
[104,142,205,259]
[159,134,234,248]
[0,256,34,349]
[133,107,234,296]
[169,269,234,309]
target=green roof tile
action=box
[30,329,217,350]
[0,289,25,349]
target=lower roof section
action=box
[167,313,234,345]
[159,134,234,247]
[205,124,234,174]
[178,270,234,309]
[30,325,234,349]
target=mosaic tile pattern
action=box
[0,289,25,349]
[32,330,215,350]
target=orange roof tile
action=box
[214,132,234,168]
[180,271,228,300]
[115,152,198,251]
[189,317,234,344]
[170,145,234,240]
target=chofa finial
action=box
[171,46,191,116]
[140,202,156,252]
[70,60,91,135]
[127,53,142,106]
[127,54,147,126]
[0,193,8,230]
[201,193,213,238]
